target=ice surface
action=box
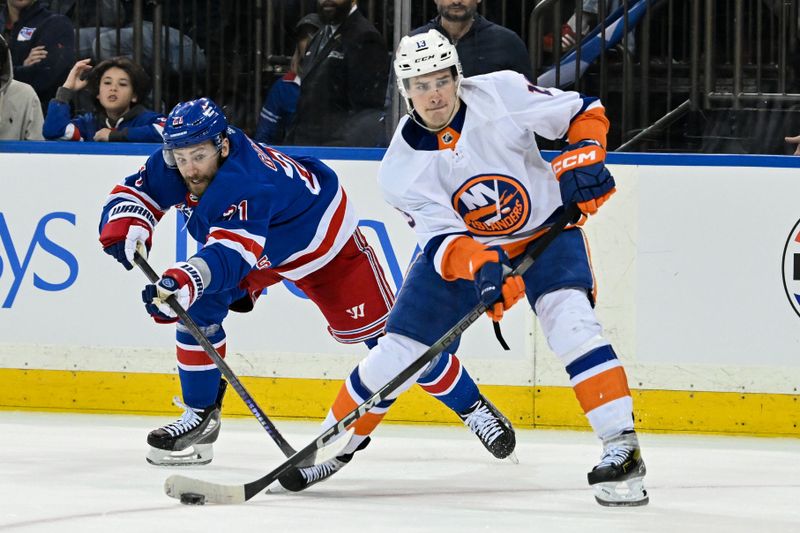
[1,411,798,532]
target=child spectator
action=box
[42,56,165,142]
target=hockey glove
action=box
[99,202,156,270]
[469,246,526,322]
[551,140,616,217]
[142,262,205,324]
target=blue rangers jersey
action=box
[99,126,358,293]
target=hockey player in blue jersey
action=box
[98,97,515,469]
[276,30,648,507]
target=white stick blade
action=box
[313,427,355,464]
[164,474,246,505]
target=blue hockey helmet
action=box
[162,97,228,167]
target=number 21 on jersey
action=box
[249,141,321,195]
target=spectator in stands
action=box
[544,1,635,54]
[411,0,533,80]
[254,13,321,144]
[42,56,165,142]
[45,0,125,59]
[785,134,800,155]
[0,0,75,110]
[285,0,389,147]
[0,33,42,139]
[92,0,221,76]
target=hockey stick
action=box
[163,204,581,504]
[133,251,297,458]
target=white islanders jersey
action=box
[379,70,602,276]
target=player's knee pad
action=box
[534,287,607,366]
[358,332,429,400]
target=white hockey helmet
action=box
[393,29,463,99]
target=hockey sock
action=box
[178,367,223,407]
[364,336,379,349]
[176,326,227,407]
[417,352,480,413]
[566,344,634,440]
[324,366,395,454]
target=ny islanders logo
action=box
[452,174,530,235]
[781,218,800,317]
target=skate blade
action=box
[147,444,213,467]
[505,451,520,464]
[592,477,648,507]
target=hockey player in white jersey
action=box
[278,29,647,507]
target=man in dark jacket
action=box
[0,0,75,110]
[286,0,389,147]
[411,0,534,80]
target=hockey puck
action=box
[179,492,206,505]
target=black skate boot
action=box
[588,430,648,506]
[146,380,227,466]
[278,437,371,492]
[458,395,517,461]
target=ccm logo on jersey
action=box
[452,174,530,236]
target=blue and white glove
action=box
[142,262,205,324]
[551,139,616,216]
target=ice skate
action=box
[277,437,371,492]
[458,395,517,462]
[588,430,648,507]
[146,381,227,466]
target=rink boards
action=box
[0,142,798,436]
